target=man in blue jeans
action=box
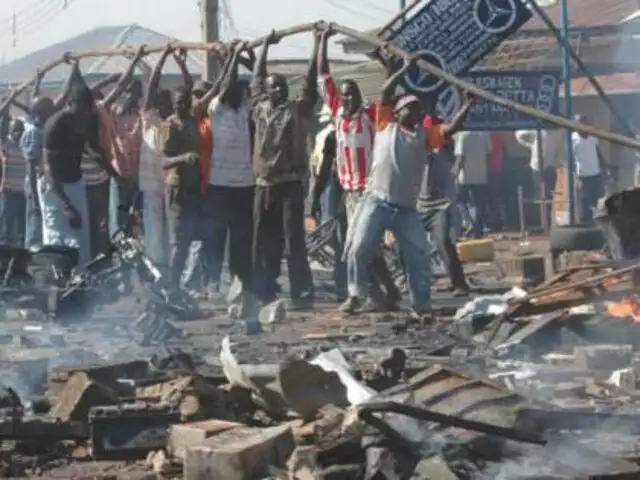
[342,57,474,320]
[21,99,55,250]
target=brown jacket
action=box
[250,78,317,186]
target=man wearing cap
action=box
[343,57,475,320]
[314,27,401,310]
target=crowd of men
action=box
[9,23,591,322]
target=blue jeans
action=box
[347,195,430,311]
[0,191,26,248]
[321,178,347,298]
[25,179,42,251]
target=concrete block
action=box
[411,455,459,479]
[168,419,242,460]
[608,368,636,391]
[184,424,294,480]
[51,372,117,422]
[574,344,633,371]
[500,254,546,287]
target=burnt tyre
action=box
[548,224,605,253]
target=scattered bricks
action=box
[168,419,242,460]
[573,344,633,371]
[184,424,294,480]
[136,375,230,422]
[48,359,148,399]
[89,402,180,459]
[51,372,117,422]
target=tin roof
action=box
[0,24,208,86]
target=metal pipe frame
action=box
[2,21,640,151]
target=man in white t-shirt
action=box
[201,43,255,300]
[453,130,491,238]
[571,115,608,223]
[138,46,176,267]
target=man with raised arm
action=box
[312,26,401,311]
[138,45,185,268]
[159,50,228,290]
[250,28,320,309]
[41,83,125,266]
[200,42,256,306]
[344,54,475,321]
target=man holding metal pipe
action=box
[344,53,475,320]
[312,26,401,311]
[250,27,320,309]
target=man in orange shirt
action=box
[343,57,474,319]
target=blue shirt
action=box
[20,122,43,168]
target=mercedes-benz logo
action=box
[403,49,446,94]
[436,85,461,122]
[473,0,518,34]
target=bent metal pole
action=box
[3,20,640,151]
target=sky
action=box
[0,0,397,65]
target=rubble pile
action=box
[4,193,640,478]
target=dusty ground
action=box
[5,234,554,478]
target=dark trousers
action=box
[487,171,506,232]
[85,181,110,259]
[109,179,141,289]
[321,177,347,297]
[422,206,467,290]
[459,184,489,238]
[166,186,200,288]
[202,185,254,289]
[0,191,26,247]
[253,180,312,302]
[579,174,603,224]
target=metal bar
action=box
[358,401,547,445]
[378,0,420,39]
[1,21,639,152]
[526,0,634,136]
[331,23,640,150]
[559,0,576,224]
[517,185,526,238]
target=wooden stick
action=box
[3,20,640,151]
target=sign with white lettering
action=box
[389,0,532,95]
[434,70,561,130]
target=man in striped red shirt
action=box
[314,27,400,309]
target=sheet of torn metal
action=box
[219,336,256,391]
[357,365,544,448]
[309,349,376,405]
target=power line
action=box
[0,0,77,47]
[321,0,383,22]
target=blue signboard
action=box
[434,70,561,131]
[388,0,533,96]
